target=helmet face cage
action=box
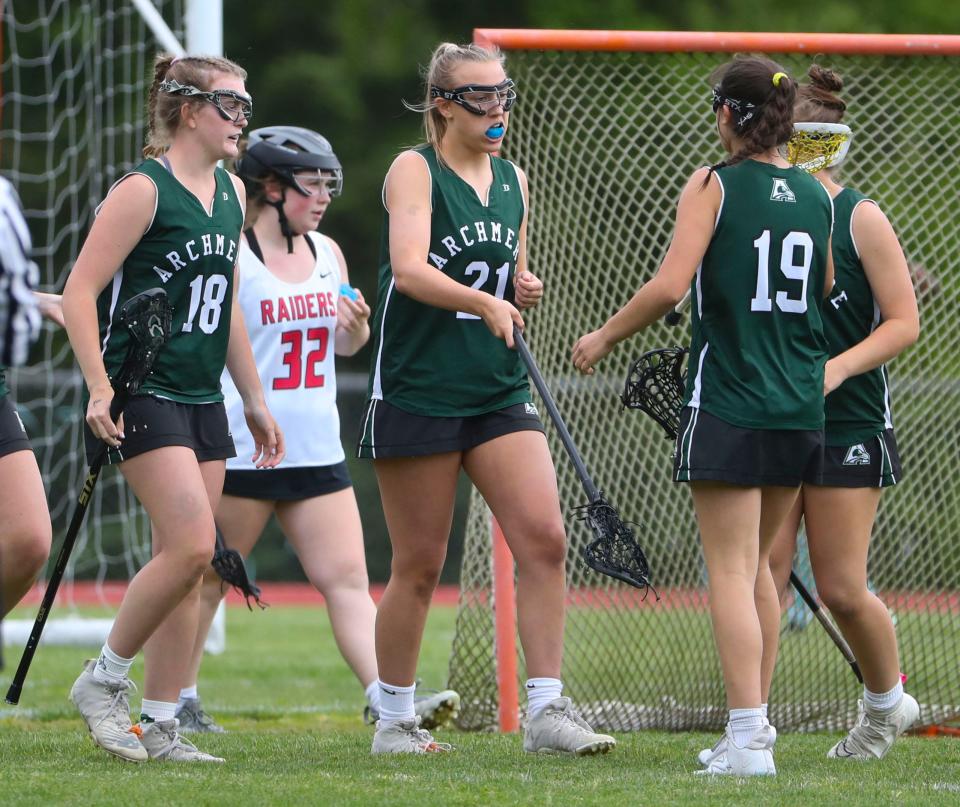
[784,122,853,172]
[237,126,344,198]
[430,79,517,116]
[290,168,343,198]
[159,79,253,123]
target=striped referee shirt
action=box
[0,176,41,367]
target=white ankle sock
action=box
[864,681,904,713]
[377,680,415,724]
[365,681,382,713]
[178,685,198,703]
[729,707,765,748]
[525,677,563,717]
[761,702,769,722]
[140,699,176,723]
[92,643,135,684]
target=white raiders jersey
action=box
[222,230,346,469]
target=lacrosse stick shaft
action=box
[513,326,599,502]
[5,396,123,705]
[789,570,863,684]
[664,289,692,325]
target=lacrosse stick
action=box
[621,348,864,684]
[212,525,267,610]
[6,288,173,705]
[513,325,653,593]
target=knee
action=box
[391,552,445,602]
[515,518,567,573]
[312,562,369,597]
[3,523,52,579]
[166,531,216,584]
[819,580,869,619]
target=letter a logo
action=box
[770,178,796,203]
[843,444,871,466]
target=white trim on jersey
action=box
[847,197,875,262]
[505,159,526,219]
[385,150,434,214]
[688,340,709,410]
[370,277,396,401]
[97,171,159,233]
[713,171,725,231]
[0,177,41,367]
[99,269,125,355]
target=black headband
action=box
[712,85,758,130]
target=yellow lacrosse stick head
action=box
[785,122,852,172]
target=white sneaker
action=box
[523,697,616,756]
[364,687,462,730]
[827,694,919,760]
[139,718,225,762]
[69,659,148,763]
[697,732,727,767]
[697,724,776,776]
[371,717,452,754]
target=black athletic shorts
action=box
[83,395,236,465]
[673,406,822,487]
[223,461,352,501]
[807,429,902,488]
[356,399,545,459]
[0,395,31,459]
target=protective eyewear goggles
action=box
[291,168,343,198]
[430,79,517,115]
[160,79,253,123]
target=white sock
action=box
[178,686,198,704]
[864,681,904,713]
[92,643,135,684]
[525,677,563,717]
[365,681,381,713]
[729,707,765,748]
[140,699,177,723]
[377,680,415,725]
[761,702,769,722]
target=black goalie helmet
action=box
[235,126,343,197]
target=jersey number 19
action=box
[751,230,812,314]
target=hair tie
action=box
[772,72,788,88]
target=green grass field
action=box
[1,605,958,806]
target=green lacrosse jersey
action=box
[366,145,530,416]
[683,160,833,429]
[822,188,893,445]
[97,160,242,403]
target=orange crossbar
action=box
[474,29,960,56]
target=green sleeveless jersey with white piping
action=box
[97,160,242,404]
[683,160,833,430]
[366,145,531,416]
[822,188,893,445]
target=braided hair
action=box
[704,55,797,185]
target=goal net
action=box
[0,1,225,650]
[449,30,960,733]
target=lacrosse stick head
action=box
[116,288,173,395]
[575,493,656,595]
[621,346,688,440]
[211,542,267,611]
[784,122,852,173]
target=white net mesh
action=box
[449,44,960,732]
[1,0,185,614]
